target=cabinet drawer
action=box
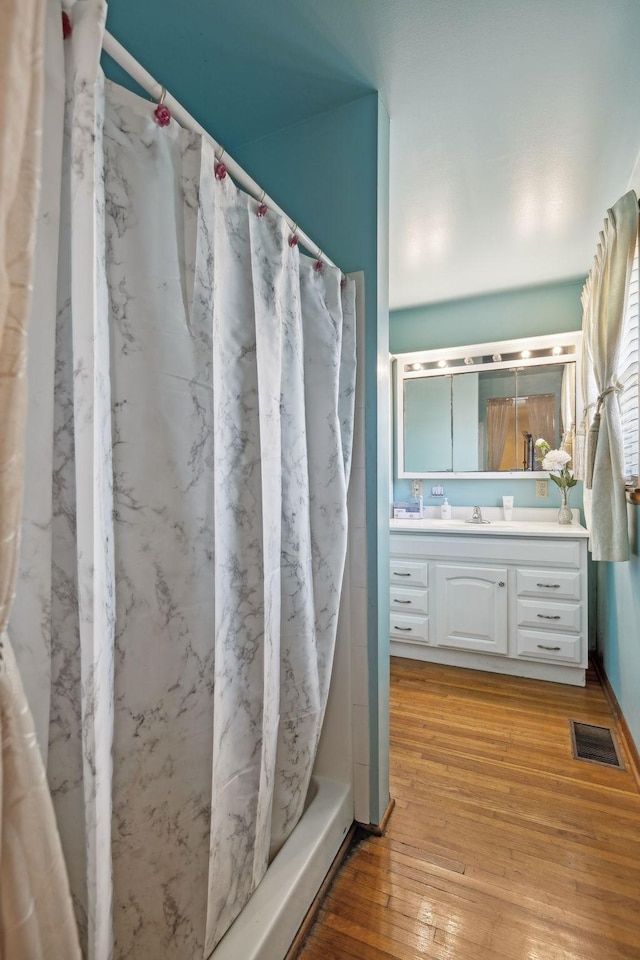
[516,598,581,633]
[516,568,581,601]
[390,586,428,615]
[390,614,429,644]
[390,560,428,588]
[516,628,581,663]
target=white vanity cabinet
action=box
[389,523,589,686]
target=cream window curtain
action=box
[0,0,44,636]
[0,0,81,956]
[580,190,639,562]
[560,364,576,459]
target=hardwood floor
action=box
[296,658,640,960]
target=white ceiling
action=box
[300,0,640,309]
[387,1,640,308]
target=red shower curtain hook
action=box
[257,191,268,218]
[153,87,171,127]
[215,148,228,180]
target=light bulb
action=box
[521,349,531,359]
[492,353,502,362]
[437,360,448,368]
[411,362,422,371]
[552,346,563,356]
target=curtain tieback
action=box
[595,381,622,412]
[586,381,623,488]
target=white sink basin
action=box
[389,516,589,538]
[442,519,520,529]
[408,518,522,529]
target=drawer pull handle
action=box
[394,599,412,604]
[537,644,561,651]
[537,583,560,588]
[393,572,412,577]
[394,626,413,632]
[537,614,561,620]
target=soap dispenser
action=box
[440,497,452,519]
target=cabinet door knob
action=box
[498,581,505,587]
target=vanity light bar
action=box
[403,344,575,374]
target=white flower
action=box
[541,449,571,472]
[534,438,548,448]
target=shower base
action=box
[212,776,353,960]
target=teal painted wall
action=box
[233,95,379,275]
[391,277,585,353]
[598,514,640,748]
[391,278,585,515]
[104,1,375,150]
[235,93,391,823]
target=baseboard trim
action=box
[357,797,396,837]
[592,656,640,791]
[283,822,357,960]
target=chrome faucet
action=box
[466,505,490,524]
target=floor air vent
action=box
[570,721,625,769]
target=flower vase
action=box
[557,487,572,525]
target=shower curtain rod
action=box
[102,31,337,270]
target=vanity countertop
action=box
[390,518,589,538]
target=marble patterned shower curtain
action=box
[10,2,356,958]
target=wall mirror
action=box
[394,332,582,478]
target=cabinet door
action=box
[435,564,508,654]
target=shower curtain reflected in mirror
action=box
[10,3,356,958]
[486,394,556,470]
[526,394,556,451]
[486,398,513,470]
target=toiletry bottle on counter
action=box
[441,498,452,519]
